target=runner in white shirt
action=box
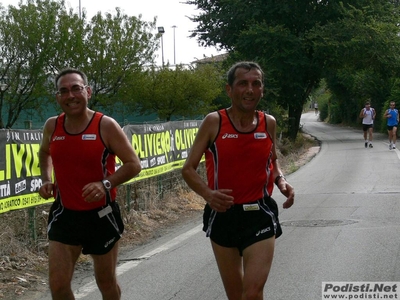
[359,101,376,148]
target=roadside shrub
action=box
[316,91,330,122]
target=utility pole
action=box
[172,25,177,65]
[158,27,165,66]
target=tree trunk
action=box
[287,103,303,141]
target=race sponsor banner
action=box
[0,120,202,214]
[122,120,202,182]
[0,129,53,214]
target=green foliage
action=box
[313,81,331,122]
[82,10,158,111]
[319,100,329,123]
[0,0,65,128]
[312,1,400,128]
[186,0,400,139]
[135,63,224,121]
[0,0,159,128]
[186,0,338,139]
[2,0,399,129]
[328,98,342,124]
[0,1,226,127]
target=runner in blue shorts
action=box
[384,101,399,149]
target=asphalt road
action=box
[39,112,400,299]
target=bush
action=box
[316,91,330,122]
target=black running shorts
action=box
[47,201,124,255]
[362,124,373,131]
[203,196,282,256]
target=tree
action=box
[312,2,400,128]
[0,0,65,128]
[187,0,400,139]
[136,64,223,121]
[80,9,159,114]
[0,0,160,128]
[45,6,159,115]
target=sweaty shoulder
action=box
[201,111,221,132]
[99,115,123,138]
[200,111,220,144]
[44,116,57,126]
[100,115,119,126]
[264,113,276,139]
[265,113,276,126]
[99,115,124,148]
[43,116,57,135]
[203,111,220,125]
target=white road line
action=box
[75,224,202,298]
[394,148,400,160]
[384,142,400,159]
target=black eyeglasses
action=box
[56,85,88,97]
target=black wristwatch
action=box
[102,179,112,191]
[274,174,286,186]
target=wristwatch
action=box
[274,174,286,186]
[102,179,112,191]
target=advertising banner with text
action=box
[0,129,53,214]
[122,120,202,182]
[0,120,201,214]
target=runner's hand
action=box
[277,180,294,209]
[39,182,54,199]
[205,189,234,212]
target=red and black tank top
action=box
[205,109,274,204]
[50,112,116,211]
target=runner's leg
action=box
[92,242,121,300]
[242,237,275,300]
[211,241,243,300]
[48,241,82,299]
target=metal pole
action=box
[25,120,37,242]
[172,25,177,65]
[79,0,81,19]
[157,27,165,67]
[161,35,164,66]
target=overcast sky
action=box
[1,0,222,65]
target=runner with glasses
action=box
[56,85,88,97]
[39,68,141,299]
